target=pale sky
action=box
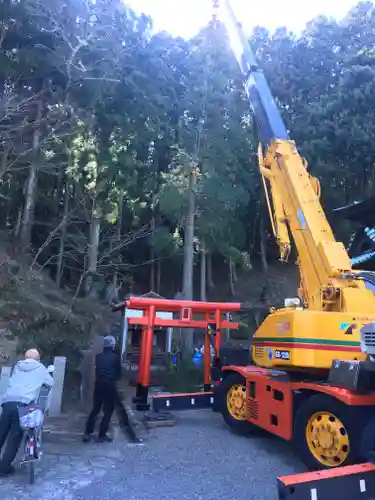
[127,0,360,38]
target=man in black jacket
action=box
[83,335,121,443]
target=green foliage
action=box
[0,0,374,315]
[161,361,204,393]
[251,1,375,218]
[152,227,183,257]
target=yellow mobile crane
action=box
[215,0,375,470]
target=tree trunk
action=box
[112,191,123,294]
[259,210,268,273]
[200,244,207,301]
[14,206,23,238]
[181,168,197,354]
[0,148,9,181]
[232,261,238,284]
[156,258,161,295]
[229,258,235,297]
[4,182,11,229]
[149,212,156,292]
[85,211,101,296]
[182,169,196,300]
[207,252,214,290]
[20,98,43,252]
[56,178,70,287]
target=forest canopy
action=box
[1,0,375,302]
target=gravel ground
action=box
[1,410,304,500]
[77,410,304,500]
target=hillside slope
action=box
[207,261,299,306]
[0,251,119,369]
[0,236,300,369]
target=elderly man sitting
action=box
[0,348,54,477]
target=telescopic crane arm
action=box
[218,0,375,313]
[216,0,289,143]
[213,0,292,261]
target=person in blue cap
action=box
[83,335,121,443]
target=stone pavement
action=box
[0,409,145,499]
[2,441,123,500]
[0,406,303,500]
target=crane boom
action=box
[213,2,375,471]
[220,0,288,144]
[219,0,375,313]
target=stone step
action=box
[43,427,120,441]
[42,413,115,442]
[144,411,176,429]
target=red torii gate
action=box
[113,296,241,410]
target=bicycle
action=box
[18,366,54,485]
[20,419,43,485]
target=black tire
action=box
[28,461,35,485]
[294,394,367,470]
[218,373,255,435]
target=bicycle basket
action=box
[18,406,44,430]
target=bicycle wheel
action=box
[28,461,35,485]
[35,428,42,459]
[27,429,37,484]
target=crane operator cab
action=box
[327,272,375,391]
[361,323,375,363]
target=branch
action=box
[0,113,76,181]
[97,226,153,264]
[64,270,87,321]
[29,201,81,270]
[80,77,121,83]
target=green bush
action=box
[160,360,204,393]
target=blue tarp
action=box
[351,249,375,265]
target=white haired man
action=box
[0,349,54,476]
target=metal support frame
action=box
[152,392,215,412]
[278,462,375,500]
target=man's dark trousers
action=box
[0,402,24,472]
[85,381,115,437]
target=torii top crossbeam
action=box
[113,296,241,329]
[114,296,242,313]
